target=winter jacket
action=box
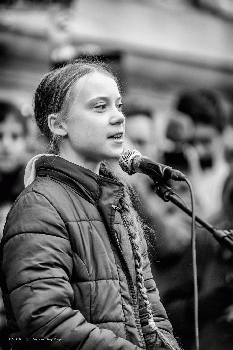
[0,155,175,350]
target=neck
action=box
[58,149,101,174]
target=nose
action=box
[110,107,125,125]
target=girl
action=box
[0,60,180,350]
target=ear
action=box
[48,113,67,137]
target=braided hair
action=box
[121,191,180,350]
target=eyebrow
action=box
[89,96,122,103]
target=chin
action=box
[105,147,123,159]
[112,149,124,160]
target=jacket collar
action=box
[35,155,123,204]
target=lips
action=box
[108,132,123,140]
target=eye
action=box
[94,102,107,111]
[117,102,123,112]
[11,133,21,141]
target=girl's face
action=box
[59,71,125,171]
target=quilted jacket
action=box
[0,156,174,350]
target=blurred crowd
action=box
[0,80,233,350]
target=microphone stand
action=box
[153,181,233,252]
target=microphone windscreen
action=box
[119,149,141,175]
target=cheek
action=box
[71,125,97,144]
[68,124,102,152]
[66,112,107,148]
[79,120,105,141]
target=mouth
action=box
[108,132,124,140]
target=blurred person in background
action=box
[146,110,202,256]
[150,90,233,350]
[122,103,161,215]
[123,103,156,159]
[162,170,233,350]
[161,111,195,176]
[0,100,29,205]
[110,102,156,177]
[120,103,170,229]
[120,102,198,294]
[175,88,229,220]
[192,170,233,350]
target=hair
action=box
[176,88,227,133]
[33,58,119,153]
[0,100,28,136]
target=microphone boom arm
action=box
[154,181,233,252]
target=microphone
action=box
[119,149,186,182]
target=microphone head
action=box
[119,149,141,175]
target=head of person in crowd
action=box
[162,111,195,174]
[176,88,227,170]
[123,103,154,158]
[0,100,28,174]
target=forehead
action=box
[72,71,120,100]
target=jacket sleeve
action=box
[2,190,142,350]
